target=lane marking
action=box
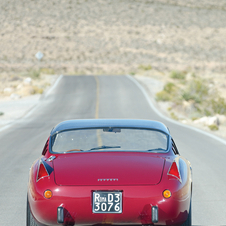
[0,124,12,133]
[24,74,64,119]
[94,76,100,119]
[94,76,102,146]
[44,74,64,98]
[127,75,226,146]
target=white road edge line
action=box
[24,74,64,119]
[0,74,64,132]
[44,74,64,98]
[127,74,226,145]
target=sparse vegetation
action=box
[0,112,4,116]
[0,71,52,98]
[170,112,179,120]
[33,86,44,94]
[21,68,54,80]
[170,70,186,80]
[26,70,41,79]
[208,124,219,131]
[138,64,152,71]
[156,71,226,128]
[156,82,177,101]
[181,79,209,104]
[40,68,55,75]
[210,97,226,115]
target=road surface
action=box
[0,75,226,225]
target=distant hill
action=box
[0,0,225,75]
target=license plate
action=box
[92,191,122,213]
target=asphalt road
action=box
[0,75,226,226]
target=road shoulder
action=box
[0,75,60,130]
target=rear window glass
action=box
[51,128,168,153]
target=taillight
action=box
[163,189,171,199]
[37,160,49,182]
[167,161,182,183]
[44,190,53,199]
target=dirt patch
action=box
[0,0,226,75]
[0,73,55,99]
[0,74,58,128]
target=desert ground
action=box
[1,0,226,74]
[0,0,226,136]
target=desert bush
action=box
[170,70,186,80]
[40,68,55,75]
[0,112,4,116]
[156,90,171,101]
[27,70,41,79]
[210,97,226,114]
[156,82,177,101]
[208,124,219,131]
[33,86,44,94]
[164,82,176,93]
[181,79,208,103]
[170,112,178,120]
[138,64,152,71]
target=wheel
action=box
[26,196,39,226]
[181,198,192,226]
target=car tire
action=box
[26,196,39,226]
[181,199,192,226]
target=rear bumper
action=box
[28,185,190,226]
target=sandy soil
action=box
[0,75,58,128]
[0,0,226,75]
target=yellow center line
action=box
[94,76,100,119]
[94,76,102,146]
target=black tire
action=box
[26,196,39,226]
[181,198,192,226]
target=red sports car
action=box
[27,119,192,226]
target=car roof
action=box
[51,119,170,135]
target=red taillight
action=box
[168,161,181,183]
[37,160,49,181]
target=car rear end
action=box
[27,120,192,226]
[28,152,191,226]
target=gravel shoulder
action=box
[0,95,41,128]
[1,0,226,75]
[0,75,59,129]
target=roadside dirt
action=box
[136,74,226,139]
[0,0,226,75]
[0,74,58,128]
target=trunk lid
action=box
[53,152,165,186]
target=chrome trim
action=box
[152,206,158,223]
[47,156,56,162]
[36,159,49,182]
[98,178,118,182]
[57,207,64,223]
[167,158,182,183]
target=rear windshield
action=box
[51,128,168,153]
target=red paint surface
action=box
[53,152,165,186]
[28,148,192,226]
